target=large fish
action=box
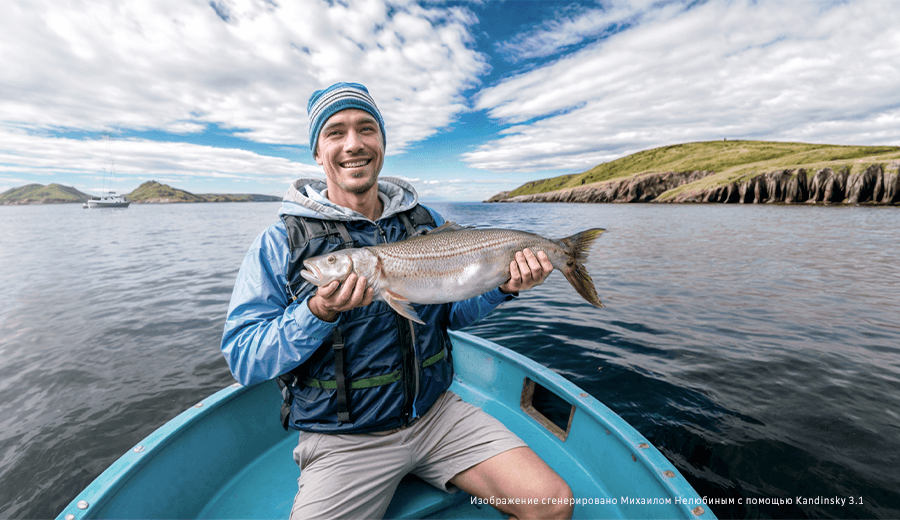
[300,222,605,324]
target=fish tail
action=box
[558,228,605,308]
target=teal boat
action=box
[58,331,715,519]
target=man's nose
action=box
[343,129,363,152]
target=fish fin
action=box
[420,221,471,235]
[383,289,425,325]
[559,229,605,308]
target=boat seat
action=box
[198,434,486,519]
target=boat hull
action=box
[57,331,715,520]
[83,200,130,209]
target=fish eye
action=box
[326,255,336,264]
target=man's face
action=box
[314,108,384,195]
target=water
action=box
[1,202,898,519]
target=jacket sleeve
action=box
[220,226,335,386]
[448,288,514,330]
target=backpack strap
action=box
[396,204,436,237]
[278,215,357,429]
[409,203,437,229]
[281,215,356,302]
[277,327,353,428]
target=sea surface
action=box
[1,201,898,519]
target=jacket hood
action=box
[279,177,419,221]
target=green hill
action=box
[0,183,92,205]
[127,180,207,202]
[504,141,900,199]
[127,181,281,203]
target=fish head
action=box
[300,251,355,287]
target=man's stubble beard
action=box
[340,172,378,194]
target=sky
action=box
[2,0,899,202]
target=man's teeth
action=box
[342,159,370,168]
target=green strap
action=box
[304,350,446,390]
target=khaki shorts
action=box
[290,390,527,520]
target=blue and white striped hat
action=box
[307,82,386,153]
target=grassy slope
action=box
[0,183,92,203]
[506,141,900,199]
[127,181,206,202]
[127,181,281,202]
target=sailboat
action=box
[83,135,130,209]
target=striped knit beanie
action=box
[307,82,386,153]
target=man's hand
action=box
[499,248,553,295]
[307,273,374,322]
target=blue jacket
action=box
[221,178,512,433]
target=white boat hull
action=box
[83,193,130,209]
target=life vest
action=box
[276,205,455,433]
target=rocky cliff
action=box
[487,164,900,205]
[667,164,900,205]
[490,170,716,203]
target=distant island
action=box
[1,180,281,205]
[126,180,281,203]
[485,141,900,206]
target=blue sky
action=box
[2,0,899,201]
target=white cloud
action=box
[494,0,650,62]
[1,0,486,153]
[465,0,900,173]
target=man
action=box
[221,82,573,519]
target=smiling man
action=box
[221,82,573,520]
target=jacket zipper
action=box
[409,321,420,418]
[395,314,416,425]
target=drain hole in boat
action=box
[520,378,575,441]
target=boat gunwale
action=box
[58,381,249,519]
[58,330,712,520]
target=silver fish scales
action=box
[300,222,605,324]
